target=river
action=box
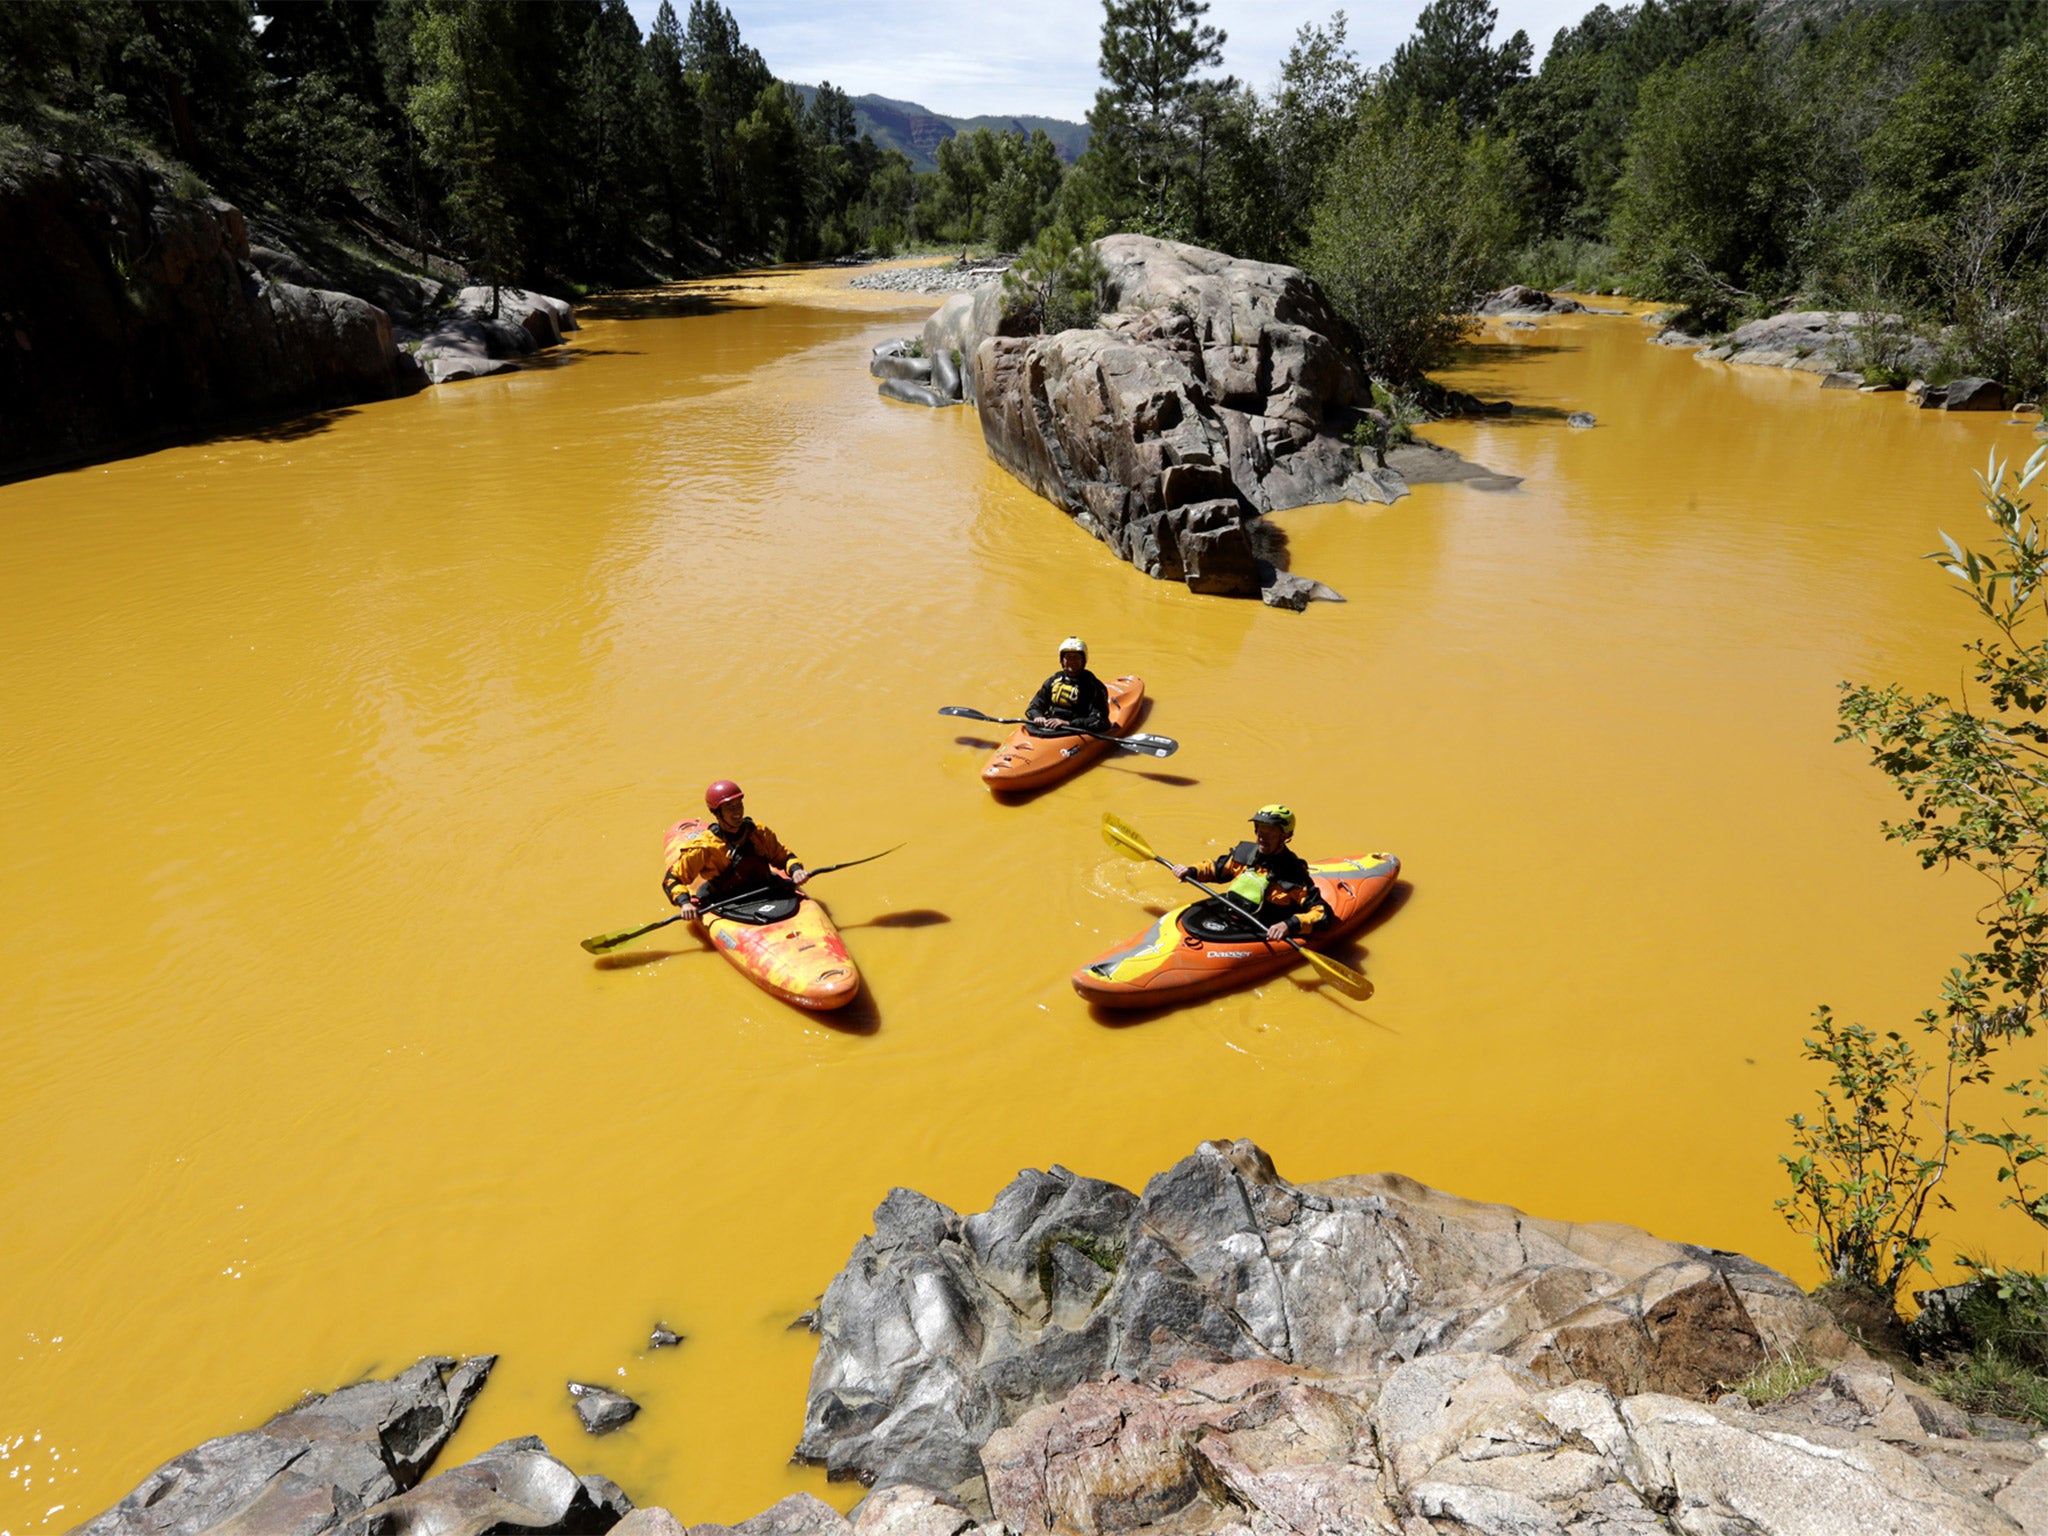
[2,266,2043,1531]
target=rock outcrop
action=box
[0,151,577,481]
[959,237,1433,602]
[0,151,400,481]
[796,1139,1849,1505]
[68,1355,496,1536]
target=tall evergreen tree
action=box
[641,1,705,253]
[1386,0,1531,130]
[1087,0,1231,227]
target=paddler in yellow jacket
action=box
[1168,805,1332,942]
[663,780,809,921]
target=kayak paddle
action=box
[938,707,1178,758]
[580,845,903,955]
[1099,811,1373,1000]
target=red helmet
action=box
[704,779,744,810]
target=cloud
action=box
[624,0,1602,122]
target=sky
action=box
[620,1,1598,121]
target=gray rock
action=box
[929,347,962,400]
[878,379,958,408]
[1712,310,1940,377]
[67,1356,494,1536]
[1822,371,1864,389]
[567,1383,639,1435]
[797,1142,1846,1499]
[870,353,932,383]
[1943,377,2008,411]
[1480,285,1587,316]
[689,1493,853,1536]
[1260,570,1346,610]
[1567,412,1597,428]
[614,1513,687,1536]
[454,285,577,345]
[340,1436,626,1536]
[650,1324,684,1349]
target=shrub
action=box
[1304,91,1519,384]
[1001,223,1110,335]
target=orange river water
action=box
[4,263,2048,1531]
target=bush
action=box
[1512,236,1624,295]
[1001,223,1109,335]
[1305,91,1520,384]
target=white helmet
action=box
[1058,636,1087,658]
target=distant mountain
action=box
[792,86,1090,171]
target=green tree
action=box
[407,0,522,293]
[1002,225,1111,334]
[1386,0,1531,131]
[1609,38,1796,326]
[641,0,705,253]
[1085,0,1230,230]
[685,0,772,253]
[1305,92,1520,383]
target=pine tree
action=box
[1089,0,1230,228]
[642,0,705,254]
[1386,0,1531,131]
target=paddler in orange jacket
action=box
[663,780,809,921]
[1168,805,1332,942]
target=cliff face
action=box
[0,152,396,482]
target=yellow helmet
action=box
[1251,804,1295,835]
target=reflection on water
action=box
[2,271,2043,1530]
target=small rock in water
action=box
[789,1308,821,1333]
[650,1323,684,1349]
[1567,411,1597,429]
[568,1381,640,1434]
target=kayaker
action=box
[1168,805,1332,942]
[1026,637,1110,737]
[663,780,809,921]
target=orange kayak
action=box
[662,818,860,1011]
[1072,852,1400,1008]
[982,676,1145,793]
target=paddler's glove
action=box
[788,865,809,887]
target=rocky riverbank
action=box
[0,150,577,483]
[66,1140,2048,1536]
[848,260,1011,295]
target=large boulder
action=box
[796,1141,1848,1504]
[66,1356,494,1536]
[968,236,1425,602]
[1695,310,1941,377]
[341,1435,629,1536]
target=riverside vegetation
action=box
[1779,446,2048,1423]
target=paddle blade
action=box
[1299,945,1374,1000]
[1111,733,1178,758]
[938,706,996,721]
[581,913,677,954]
[1101,811,1158,863]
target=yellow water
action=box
[4,268,2045,1531]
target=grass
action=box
[1907,1263,2048,1427]
[1510,235,1627,296]
[1730,1348,1828,1406]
